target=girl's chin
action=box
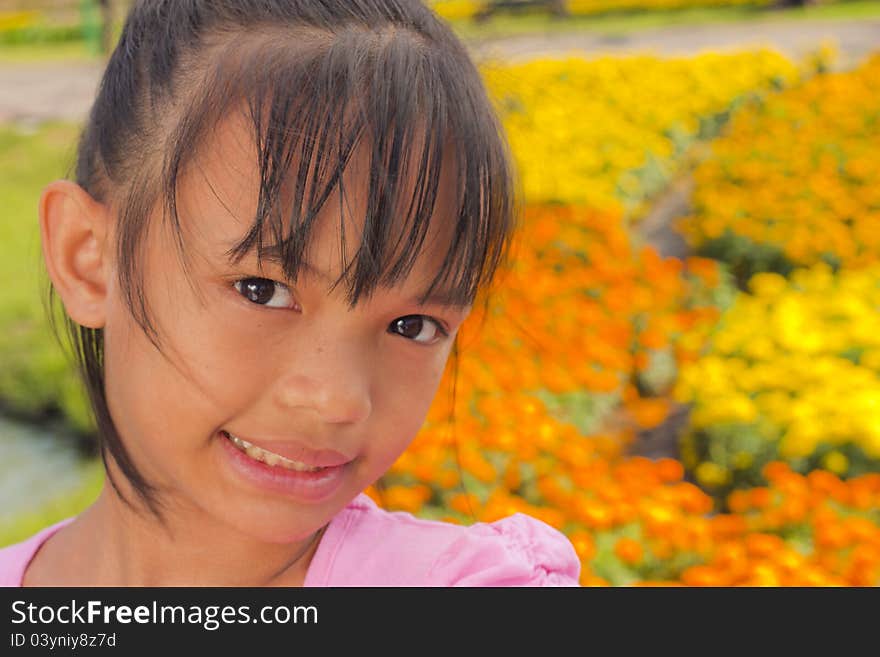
[201,489,337,544]
[223,514,328,546]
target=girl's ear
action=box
[39,180,113,329]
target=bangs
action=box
[161,27,515,310]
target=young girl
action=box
[0,0,580,587]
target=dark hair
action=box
[46,0,517,520]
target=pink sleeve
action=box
[0,518,75,587]
[426,513,581,587]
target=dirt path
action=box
[468,16,880,68]
[1,17,877,124]
[0,62,102,123]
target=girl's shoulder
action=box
[307,494,581,587]
[0,518,76,587]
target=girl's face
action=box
[101,113,470,543]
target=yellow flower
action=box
[696,462,731,488]
[481,50,798,208]
[749,272,788,298]
[821,451,849,475]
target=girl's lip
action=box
[217,431,351,502]
[220,430,353,468]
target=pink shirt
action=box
[0,493,580,586]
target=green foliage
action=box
[0,123,93,435]
[680,422,783,508]
[635,347,678,396]
[695,228,797,290]
[0,23,84,45]
[534,388,621,435]
[681,420,880,510]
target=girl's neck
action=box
[24,484,323,587]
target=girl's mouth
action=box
[222,430,325,473]
[217,429,351,502]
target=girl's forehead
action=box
[181,109,462,296]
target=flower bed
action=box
[373,201,723,513]
[427,0,778,21]
[674,263,880,504]
[482,50,800,214]
[675,53,880,284]
[371,48,880,585]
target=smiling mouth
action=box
[221,431,326,473]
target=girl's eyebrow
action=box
[232,242,471,311]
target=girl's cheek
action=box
[162,295,270,405]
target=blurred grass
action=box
[0,40,96,64]
[0,122,93,434]
[0,121,99,546]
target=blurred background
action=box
[1,0,879,586]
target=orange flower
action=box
[576,498,616,530]
[568,530,596,561]
[363,485,382,505]
[382,484,431,514]
[614,537,644,564]
[681,565,727,587]
[655,458,685,483]
[745,533,786,559]
[762,461,793,483]
[625,397,671,429]
[848,482,877,512]
[676,484,714,515]
[815,522,849,551]
[633,580,685,587]
[640,501,679,535]
[779,495,809,524]
[807,469,847,499]
[449,493,481,516]
[712,543,748,575]
[727,489,751,514]
[742,562,782,587]
[814,551,840,573]
[749,487,774,510]
[842,517,878,544]
[531,506,567,530]
[684,256,720,288]
[709,514,748,538]
[503,463,522,492]
[436,469,460,490]
[581,574,611,587]
[638,326,668,350]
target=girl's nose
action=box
[272,340,373,426]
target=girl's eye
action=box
[389,315,447,345]
[233,277,296,309]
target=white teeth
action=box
[225,432,324,472]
